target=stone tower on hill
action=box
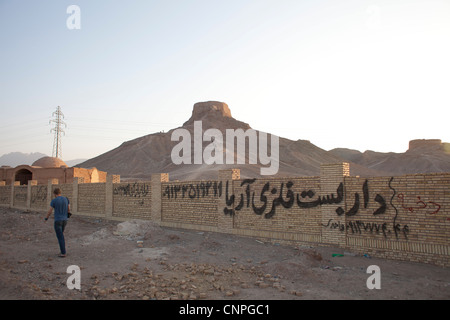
[76,101,450,180]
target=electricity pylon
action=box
[49,106,67,159]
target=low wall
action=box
[161,180,220,228]
[113,181,152,219]
[0,164,448,267]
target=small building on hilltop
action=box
[0,156,107,185]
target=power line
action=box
[49,106,67,159]
[0,117,49,132]
[0,136,50,150]
[67,116,179,127]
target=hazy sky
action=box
[1,0,449,161]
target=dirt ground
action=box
[0,206,449,301]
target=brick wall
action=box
[343,174,450,266]
[1,164,448,267]
[161,180,219,228]
[0,185,11,206]
[30,185,48,210]
[231,177,321,238]
[77,183,105,214]
[13,185,27,208]
[112,182,152,219]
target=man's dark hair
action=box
[53,188,62,195]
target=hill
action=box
[77,101,450,180]
[329,139,450,176]
[0,152,47,167]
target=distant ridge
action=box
[65,159,87,167]
[0,152,88,169]
[329,139,450,176]
[0,152,47,167]
[77,101,450,180]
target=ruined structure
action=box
[0,156,107,185]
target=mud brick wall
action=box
[112,182,152,219]
[30,185,48,210]
[0,165,448,267]
[13,186,27,208]
[342,174,450,266]
[161,180,220,227]
[231,177,322,242]
[77,183,105,214]
[0,185,11,205]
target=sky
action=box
[0,0,449,162]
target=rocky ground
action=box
[0,206,449,301]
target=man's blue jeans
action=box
[54,220,68,255]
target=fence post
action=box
[71,177,84,214]
[105,175,120,219]
[105,175,113,219]
[26,180,37,209]
[217,169,240,233]
[10,182,19,207]
[320,163,350,247]
[151,173,169,223]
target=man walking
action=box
[45,188,71,257]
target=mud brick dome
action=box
[32,156,68,168]
[0,156,107,185]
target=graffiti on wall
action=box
[161,177,446,240]
[398,193,441,216]
[114,183,150,198]
[322,177,410,239]
[114,183,150,206]
[222,179,346,218]
[163,181,223,200]
[337,179,387,216]
[31,186,47,204]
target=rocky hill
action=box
[77,101,450,180]
[329,139,450,176]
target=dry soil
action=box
[0,207,449,301]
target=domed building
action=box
[32,156,68,168]
[0,156,107,185]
